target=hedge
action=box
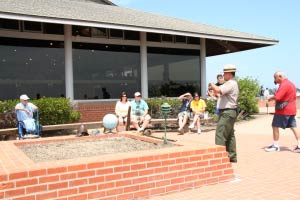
[0,97,81,129]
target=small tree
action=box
[237,77,260,115]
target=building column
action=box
[200,38,206,97]
[64,24,74,100]
[140,32,148,98]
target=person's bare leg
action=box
[132,121,139,130]
[178,116,184,129]
[182,115,189,128]
[141,120,150,129]
[191,115,199,126]
[116,122,122,132]
[272,126,280,141]
[291,127,300,140]
[196,117,201,129]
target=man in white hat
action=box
[209,64,239,162]
[130,92,151,132]
[15,94,38,139]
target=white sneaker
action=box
[188,124,195,129]
[265,144,280,152]
[197,129,202,134]
[138,127,144,132]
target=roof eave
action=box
[0,12,278,46]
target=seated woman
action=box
[115,92,130,132]
[189,92,207,134]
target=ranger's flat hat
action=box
[223,64,237,72]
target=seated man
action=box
[130,92,151,132]
[177,92,192,134]
[189,92,207,134]
[15,94,38,139]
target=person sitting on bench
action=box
[189,92,207,134]
[130,92,151,132]
[15,94,38,139]
[115,91,130,132]
[177,92,192,134]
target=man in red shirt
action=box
[265,71,300,152]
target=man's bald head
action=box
[274,71,286,84]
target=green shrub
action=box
[205,99,217,114]
[146,97,182,118]
[0,97,81,129]
[237,77,260,115]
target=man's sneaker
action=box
[293,146,300,153]
[138,127,144,132]
[265,145,280,152]
[188,124,195,129]
[197,129,202,134]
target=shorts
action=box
[117,116,127,124]
[272,114,297,129]
[131,114,151,123]
[178,111,191,119]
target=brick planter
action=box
[0,133,234,200]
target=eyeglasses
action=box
[122,95,127,97]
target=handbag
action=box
[275,101,289,110]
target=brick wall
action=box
[0,134,235,200]
[76,101,116,122]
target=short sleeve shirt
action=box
[218,79,239,109]
[180,98,192,112]
[130,100,149,116]
[190,99,206,112]
[15,102,36,121]
[274,79,296,115]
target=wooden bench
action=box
[0,117,213,140]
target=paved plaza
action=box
[148,106,300,200]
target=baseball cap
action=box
[20,94,30,100]
[134,92,141,97]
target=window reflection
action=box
[0,37,65,100]
[73,42,140,100]
[148,47,201,97]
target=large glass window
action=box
[0,37,65,100]
[73,43,140,99]
[148,47,200,97]
[0,19,19,30]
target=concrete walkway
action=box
[148,107,300,200]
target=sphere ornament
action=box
[102,114,118,133]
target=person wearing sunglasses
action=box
[115,91,130,132]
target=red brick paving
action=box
[148,107,300,200]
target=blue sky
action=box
[112,0,299,90]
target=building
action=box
[0,0,277,120]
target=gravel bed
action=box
[18,137,175,163]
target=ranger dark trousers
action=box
[215,109,237,162]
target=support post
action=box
[140,32,148,98]
[200,38,206,97]
[64,24,74,100]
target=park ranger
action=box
[209,64,239,163]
